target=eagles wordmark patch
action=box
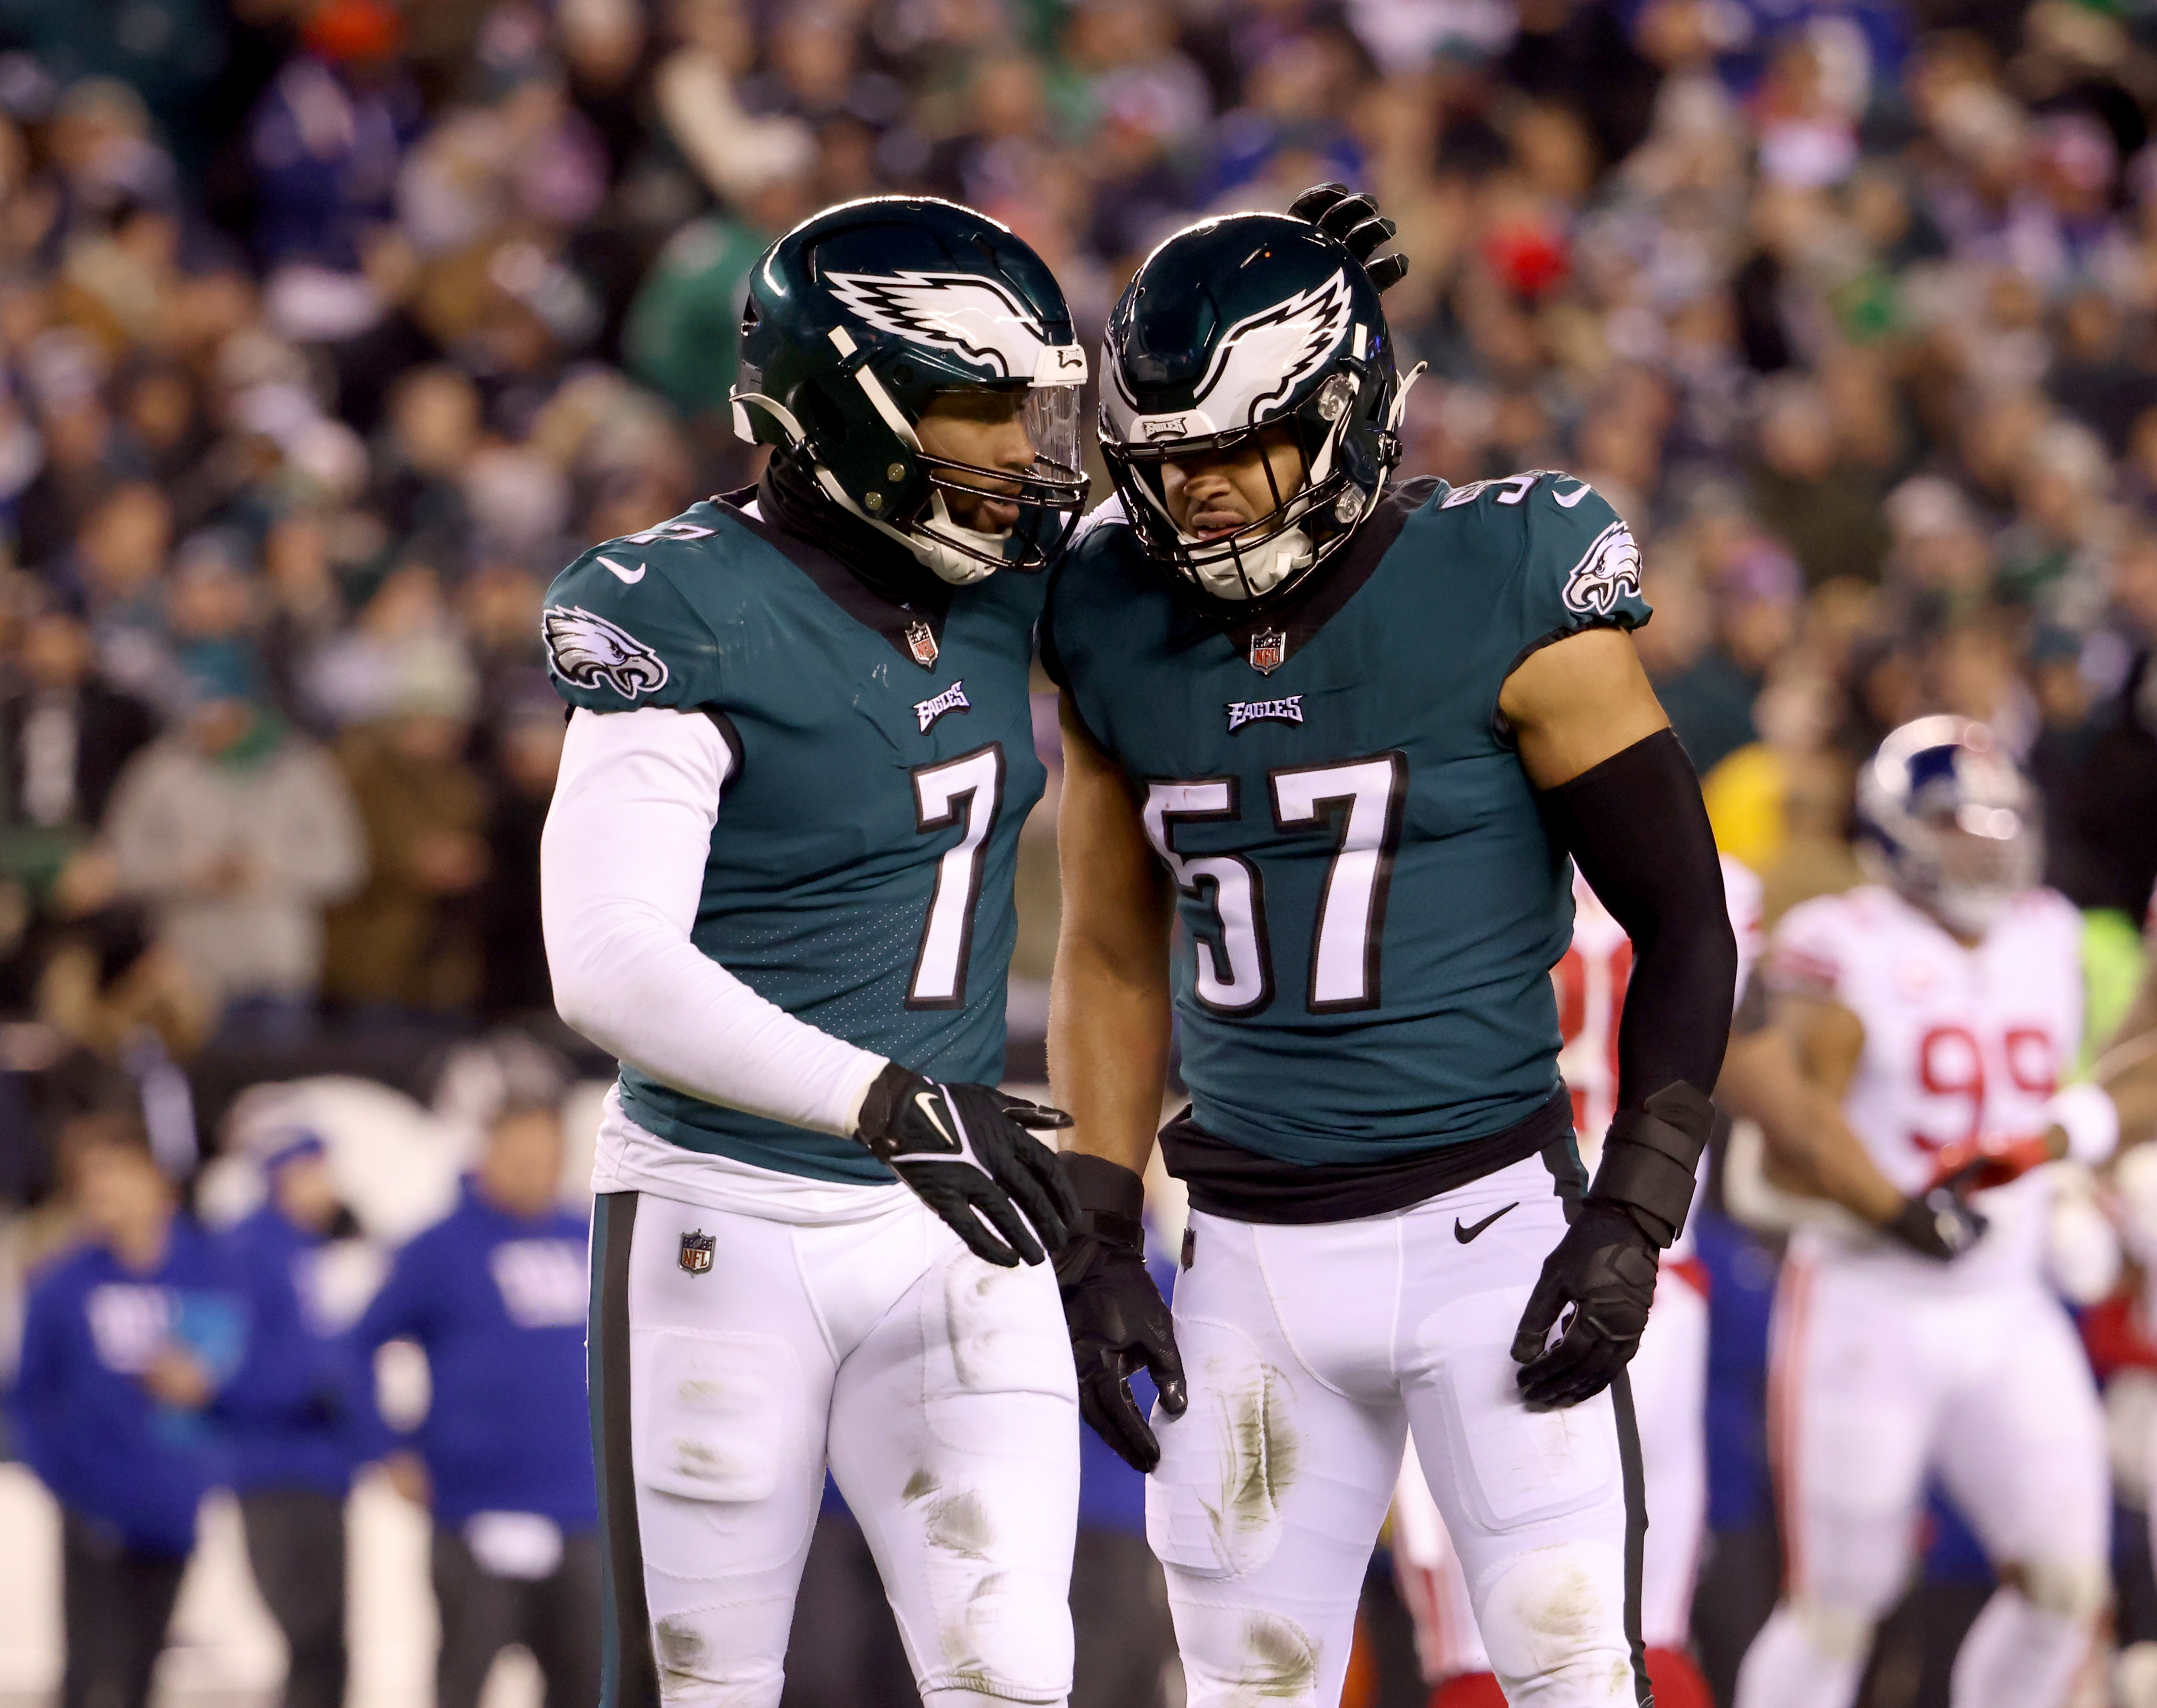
[914,680,970,733]
[1226,695,1304,732]
[543,605,670,699]
[678,1229,714,1274]
[1562,520,1643,618]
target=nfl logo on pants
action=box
[678,1229,715,1274]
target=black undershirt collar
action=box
[1199,476,1438,674]
[714,462,953,672]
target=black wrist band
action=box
[854,1062,919,1146]
[1059,1152,1146,1246]
[1587,1081,1716,1248]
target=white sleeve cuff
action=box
[542,706,891,1140]
[2047,1082,2121,1168]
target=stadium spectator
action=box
[10,1113,240,1708]
[321,649,489,1020]
[0,598,156,903]
[102,661,364,1042]
[349,1098,598,1708]
[220,1130,368,1708]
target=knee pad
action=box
[2015,1557,2107,1621]
[1170,1608,1322,1708]
[911,1557,1073,1701]
[1474,1541,1632,1695]
[649,1609,784,1708]
[1787,1597,1877,1662]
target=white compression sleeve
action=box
[541,706,888,1138]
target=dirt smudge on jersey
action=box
[904,1469,995,1562]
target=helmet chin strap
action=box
[812,466,1006,586]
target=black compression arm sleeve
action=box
[1540,727,1739,1121]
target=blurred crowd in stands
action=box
[0,0,2155,1698]
[0,0,2137,1192]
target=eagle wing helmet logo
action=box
[543,605,671,700]
[1194,269,1356,426]
[1562,520,1644,617]
[823,270,1050,379]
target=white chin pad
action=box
[1188,529,1313,601]
[908,490,1008,584]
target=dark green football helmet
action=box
[731,196,1090,583]
[1100,210,1413,612]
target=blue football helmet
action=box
[1856,715,2041,938]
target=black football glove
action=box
[1884,1188,1988,1261]
[855,1065,1078,1267]
[1510,1202,1660,1410]
[1288,181,1409,293]
[1053,1154,1187,1473]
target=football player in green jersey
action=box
[538,197,1090,1708]
[1043,188,1740,1706]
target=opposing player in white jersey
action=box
[1393,857,1761,1708]
[1732,716,2128,1708]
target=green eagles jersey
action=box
[542,496,1047,1184]
[1043,471,1651,1168]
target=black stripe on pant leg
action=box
[591,1191,658,1708]
[1611,1367,1653,1708]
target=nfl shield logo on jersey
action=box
[678,1229,715,1275]
[1248,630,1287,674]
[906,619,940,669]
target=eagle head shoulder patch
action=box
[543,605,670,700]
[678,1229,715,1274]
[1561,521,1643,618]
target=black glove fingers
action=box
[1079,1373,1161,1473]
[1509,1266,1571,1366]
[1288,182,1351,221]
[993,1145,1076,1255]
[1342,215,1396,259]
[955,1174,1041,1266]
[1317,193,1378,237]
[1145,1325,1188,1416]
[1010,1129,1082,1229]
[1364,253,1409,293]
[1001,1096,1074,1132]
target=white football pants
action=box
[1148,1149,1643,1708]
[1395,1265,1709,1675]
[1734,1256,2108,1708]
[589,1188,1080,1708]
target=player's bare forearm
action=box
[1726,996,1905,1224]
[1048,693,1174,1176]
[1498,627,1670,790]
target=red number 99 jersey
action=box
[1764,881,2085,1284]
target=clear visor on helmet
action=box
[909,381,1088,574]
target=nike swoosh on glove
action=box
[1884,1187,1988,1261]
[1054,1153,1187,1473]
[1510,1203,1660,1410]
[855,1065,1079,1267]
[1288,181,1409,293]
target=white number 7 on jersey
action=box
[907,745,1005,1009]
[1272,755,1406,1010]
